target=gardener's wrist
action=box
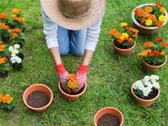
[77,64,89,73]
[55,63,67,74]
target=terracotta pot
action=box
[58,82,87,101]
[143,56,167,71]
[132,4,168,35]
[23,84,53,112]
[94,107,124,126]
[112,41,136,55]
[131,85,160,107]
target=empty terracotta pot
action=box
[94,107,124,126]
[23,84,53,112]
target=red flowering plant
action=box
[0,92,14,111]
[61,74,83,94]
[109,22,139,49]
[138,36,168,65]
[134,1,167,28]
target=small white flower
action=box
[12,49,19,54]
[144,81,153,89]
[142,87,152,97]
[14,44,20,49]
[133,80,142,90]
[152,81,160,89]
[8,46,14,52]
[11,53,16,57]
[142,75,150,84]
[16,56,22,64]
[150,75,159,82]
[10,57,16,64]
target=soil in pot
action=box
[133,88,158,100]
[27,91,49,108]
[98,114,120,126]
[61,84,85,95]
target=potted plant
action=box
[0,22,11,42]
[8,44,24,71]
[138,36,168,71]
[131,75,160,106]
[58,74,87,101]
[109,22,139,55]
[0,92,14,111]
[132,1,168,35]
[0,41,10,78]
[23,84,53,112]
[94,107,124,126]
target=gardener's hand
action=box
[55,63,69,84]
[76,65,89,91]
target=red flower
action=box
[155,36,162,42]
[150,50,160,57]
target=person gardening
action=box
[41,0,106,90]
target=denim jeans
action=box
[57,26,87,56]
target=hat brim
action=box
[41,0,106,30]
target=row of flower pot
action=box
[22,74,160,126]
[110,2,168,73]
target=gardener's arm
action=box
[76,16,103,89]
[42,10,69,83]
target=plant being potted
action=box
[8,44,24,71]
[58,74,87,101]
[0,92,14,111]
[138,36,168,71]
[131,75,160,106]
[23,84,53,112]
[94,107,124,126]
[109,22,139,55]
[132,1,168,35]
[0,41,10,78]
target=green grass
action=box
[0,0,168,126]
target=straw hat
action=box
[41,0,106,30]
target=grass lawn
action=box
[0,0,168,126]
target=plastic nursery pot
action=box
[58,82,87,101]
[112,41,136,55]
[131,4,168,35]
[131,85,160,107]
[94,107,124,126]
[142,56,167,72]
[23,84,53,112]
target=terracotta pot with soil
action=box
[94,107,124,126]
[58,82,87,101]
[23,84,53,112]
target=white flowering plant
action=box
[8,44,24,70]
[132,75,160,99]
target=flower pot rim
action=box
[131,84,160,102]
[23,83,53,111]
[143,56,167,68]
[94,107,124,126]
[58,82,87,98]
[112,40,136,51]
[132,3,168,29]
